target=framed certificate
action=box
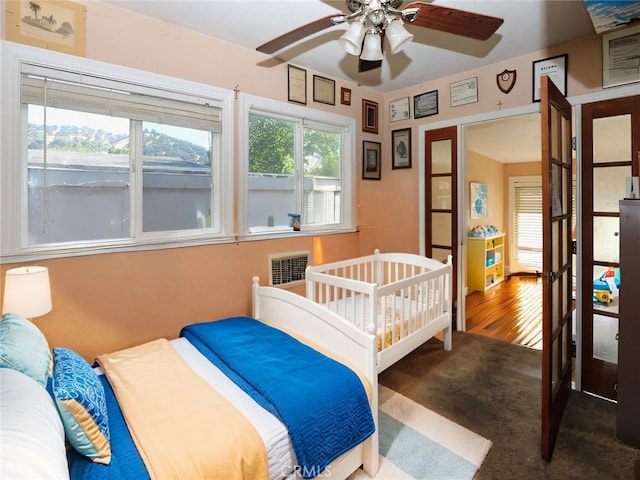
[313,75,335,105]
[532,54,567,102]
[287,65,306,105]
[389,96,410,122]
[413,90,438,118]
[450,77,478,107]
[602,23,640,88]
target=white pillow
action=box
[0,368,70,479]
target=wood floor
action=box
[465,274,543,349]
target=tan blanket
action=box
[97,339,268,480]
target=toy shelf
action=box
[467,234,505,292]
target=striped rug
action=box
[349,385,492,480]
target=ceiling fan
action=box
[256,0,504,73]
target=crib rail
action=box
[306,250,452,355]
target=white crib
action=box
[306,250,453,372]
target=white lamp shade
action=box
[339,22,366,56]
[361,32,383,61]
[2,266,52,319]
[386,19,414,54]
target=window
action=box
[1,44,233,258]
[240,95,355,236]
[511,177,543,273]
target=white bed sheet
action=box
[96,338,297,480]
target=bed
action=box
[0,277,379,480]
[306,250,453,372]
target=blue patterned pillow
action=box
[0,313,52,387]
[52,347,111,465]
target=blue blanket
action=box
[67,375,150,480]
[181,317,375,479]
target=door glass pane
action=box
[562,116,572,167]
[552,335,560,391]
[593,216,620,263]
[431,140,451,174]
[432,212,451,246]
[432,248,451,263]
[592,265,620,314]
[552,278,560,332]
[593,115,631,163]
[593,166,631,212]
[432,177,452,209]
[562,218,569,267]
[563,322,570,371]
[593,314,618,364]
[552,220,560,273]
[551,104,559,159]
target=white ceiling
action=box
[105,0,602,93]
[103,1,638,164]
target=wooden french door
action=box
[540,75,573,461]
[581,95,640,400]
[425,126,458,324]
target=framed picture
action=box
[470,182,488,218]
[287,65,307,105]
[450,77,478,107]
[602,23,640,88]
[5,0,86,56]
[389,96,410,122]
[392,128,411,169]
[362,99,379,134]
[413,90,438,118]
[340,87,352,105]
[313,75,335,105]
[362,140,381,180]
[532,54,567,102]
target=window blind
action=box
[514,183,543,273]
[21,64,221,133]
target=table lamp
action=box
[2,266,52,320]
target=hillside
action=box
[28,124,211,165]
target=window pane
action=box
[303,126,341,226]
[247,115,296,232]
[28,105,130,244]
[142,122,213,232]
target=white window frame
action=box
[238,93,356,239]
[1,42,234,261]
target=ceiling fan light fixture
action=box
[360,31,383,61]
[339,20,366,56]
[367,0,385,25]
[400,7,420,23]
[386,18,414,54]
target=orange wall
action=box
[4,235,359,360]
[0,2,615,359]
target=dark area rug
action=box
[379,331,639,480]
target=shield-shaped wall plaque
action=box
[497,69,516,94]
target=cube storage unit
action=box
[467,234,505,292]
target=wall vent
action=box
[270,252,309,286]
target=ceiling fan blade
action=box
[404,2,504,40]
[256,14,340,54]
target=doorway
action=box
[461,113,545,348]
